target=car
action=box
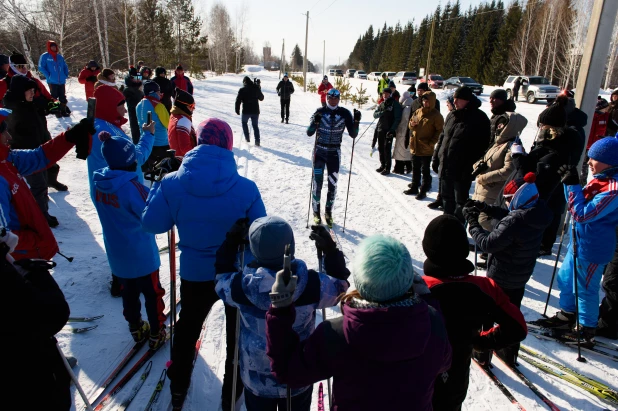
[328,69,335,76]
[345,69,356,78]
[443,76,484,95]
[420,74,444,89]
[392,71,417,85]
[355,70,367,79]
[334,69,344,77]
[385,71,396,80]
[367,72,382,81]
[503,75,560,104]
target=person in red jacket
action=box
[170,65,193,96]
[77,60,101,99]
[317,76,332,107]
[0,108,93,261]
[168,88,196,157]
[581,99,610,184]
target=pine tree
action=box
[485,1,522,85]
[291,44,303,71]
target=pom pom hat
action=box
[196,118,233,151]
[249,216,295,269]
[352,235,415,303]
[588,136,618,167]
[99,131,136,169]
[503,172,539,211]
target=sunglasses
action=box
[176,98,195,111]
[327,91,341,98]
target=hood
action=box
[496,112,528,144]
[92,168,136,193]
[46,40,58,59]
[510,200,552,230]
[176,144,240,197]
[240,260,307,311]
[94,86,128,127]
[342,296,431,362]
[421,91,436,110]
[492,99,516,116]
[567,107,588,128]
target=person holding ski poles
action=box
[141,118,266,408]
[532,137,618,344]
[215,218,349,410]
[307,88,360,227]
[265,234,452,411]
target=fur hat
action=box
[196,118,233,151]
[249,216,295,269]
[352,235,415,303]
[423,215,474,277]
[454,86,473,101]
[588,137,618,167]
[99,131,136,169]
[98,68,115,81]
[538,97,567,128]
[490,88,508,101]
[143,80,160,96]
[503,172,539,211]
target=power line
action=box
[309,0,325,12]
[314,0,340,18]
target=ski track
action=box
[44,71,617,411]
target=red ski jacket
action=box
[78,67,101,99]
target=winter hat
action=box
[143,80,160,96]
[538,98,567,128]
[566,90,575,99]
[196,118,233,151]
[283,72,289,78]
[243,76,252,85]
[174,88,195,114]
[9,52,27,65]
[417,82,429,91]
[94,85,128,127]
[87,60,99,69]
[597,98,609,110]
[447,96,454,106]
[352,235,415,303]
[0,54,9,65]
[176,65,184,71]
[0,108,11,134]
[588,137,618,167]
[503,172,539,211]
[128,66,138,77]
[323,75,328,81]
[423,215,474,278]
[99,68,115,81]
[388,80,396,88]
[155,66,166,77]
[9,75,37,95]
[381,87,392,95]
[490,89,508,101]
[140,66,151,78]
[99,131,137,169]
[454,86,473,101]
[248,216,295,269]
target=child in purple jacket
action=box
[266,234,452,411]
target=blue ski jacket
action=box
[136,96,170,147]
[37,43,69,85]
[141,144,266,282]
[93,168,160,278]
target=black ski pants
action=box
[49,83,67,104]
[280,99,290,120]
[117,270,166,334]
[441,177,472,223]
[25,170,49,217]
[241,114,260,143]
[377,130,392,171]
[599,228,618,331]
[492,286,525,364]
[312,146,340,214]
[412,155,432,190]
[221,303,244,409]
[432,346,472,411]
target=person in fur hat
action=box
[94,68,117,90]
[77,60,101,99]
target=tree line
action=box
[347,0,618,89]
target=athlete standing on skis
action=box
[307,88,360,227]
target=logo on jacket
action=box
[11,183,19,195]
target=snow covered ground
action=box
[45,67,618,411]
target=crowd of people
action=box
[2,39,618,411]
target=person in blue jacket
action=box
[93,130,166,349]
[136,80,170,171]
[533,137,618,343]
[37,40,69,118]
[215,218,350,411]
[141,117,266,407]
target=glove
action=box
[463,199,487,212]
[154,156,182,176]
[462,207,480,225]
[353,109,362,122]
[0,228,19,254]
[277,92,281,97]
[432,159,439,174]
[370,147,376,157]
[309,225,337,254]
[313,111,322,126]
[65,118,95,160]
[269,269,297,308]
[225,217,250,245]
[558,164,579,185]
[86,76,97,83]
[511,143,525,156]
[48,100,61,115]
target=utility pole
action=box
[280,39,285,79]
[303,11,309,91]
[426,18,435,79]
[323,40,325,77]
[575,0,618,170]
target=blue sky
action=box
[198,0,489,68]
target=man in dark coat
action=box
[276,73,294,123]
[123,67,144,144]
[464,172,551,364]
[512,77,522,102]
[488,89,516,146]
[438,86,491,222]
[373,88,402,176]
[153,67,174,113]
[235,76,264,146]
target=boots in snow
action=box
[529,310,575,331]
[313,212,322,225]
[325,211,333,229]
[129,320,150,344]
[404,184,419,196]
[149,325,167,350]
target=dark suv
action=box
[444,77,484,95]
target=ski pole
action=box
[571,220,586,363]
[352,118,377,145]
[169,227,177,359]
[317,250,333,409]
[231,243,245,411]
[306,134,319,228]
[56,342,94,411]
[342,137,357,233]
[474,243,478,276]
[543,213,571,317]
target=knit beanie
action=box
[99,131,136,169]
[352,235,415,303]
[503,172,539,211]
[490,89,508,101]
[87,60,99,69]
[454,86,473,101]
[423,215,474,278]
[597,98,609,110]
[0,108,11,134]
[538,97,567,128]
[128,66,138,77]
[196,118,233,151]
[417,82,429,91]
[174,88,195,114]
[155,66,166,77]
[9,52,27,65]
[143,80,160,96]
[249,216,295,269]
[0,54,9,66]
[323,75,328,81]
[588,137,618,167]
[9,75,37,95]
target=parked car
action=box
[334,69,344,77]
[503,75,560,104]
[385,71,396,80]
[367,72,382,81]
[420,74,444,88]
[443,76,484,95]
[355,70,367,79]
[329,69,336,76]
[345,69,356,78]
[392,71,417,85]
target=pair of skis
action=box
[527,325,618,362]
[65,315,104,333]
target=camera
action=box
[254,78,261,89]
[471,161,489,180]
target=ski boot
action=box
[472,348,492,366]
[562,324,595,347]
[129,320,150,344]
[313,212,322,225]
[529,310,575,331]
[325,211,333,229]
[149,325,167,350]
